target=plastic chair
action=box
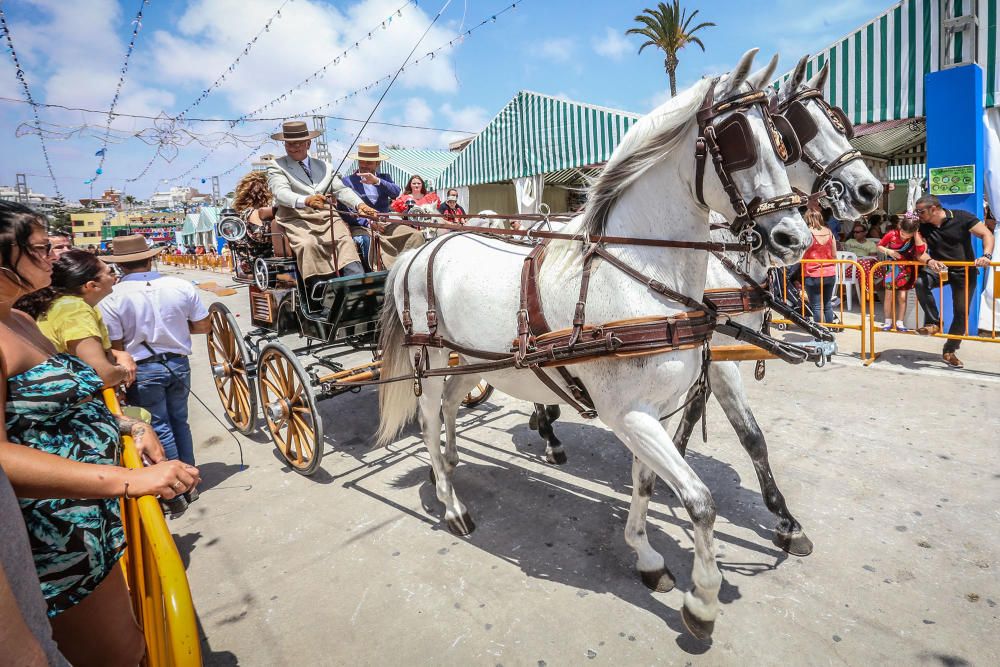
[835,250,858,310]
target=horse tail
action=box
[375,262,418,447]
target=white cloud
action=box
[534,37,576,63]
[592,28,631,61]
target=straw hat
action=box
[347,142,385,162]
[104,234,161,263]
[270,120,321,142]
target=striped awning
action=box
[181,214,197,235]
[345,148,459,191]
[774,0,1000,123]
[437,91,641,188]
[197,207,219,234]
[851,117,926,157]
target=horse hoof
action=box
[773,530,814,557]
[640,568,675,592]
[529,412,539,431]
[446,512,476,536]
[681,606,715,641]
[546,449,568,465]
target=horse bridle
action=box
[775,87,863,202]
[695,79,808,237]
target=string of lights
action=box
[0,96,476,133]
[238,0,415,123]
[281,0,523,122]
[16,119,270,146]
[125,150,160,183]
[91,0,151,185]
[216,140,275,179]
[175,0,293,120]
[0,6,62,199]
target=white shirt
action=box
[99,271,210,360]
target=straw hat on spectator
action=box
[104,234,161,263]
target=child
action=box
[876,216,926,331]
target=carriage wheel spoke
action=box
[261,377,283,397]
[291,413,314,451]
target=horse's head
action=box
[778,56,883,220]
[696,49,812,266]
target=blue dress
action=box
[5,353,126,617]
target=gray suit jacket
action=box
[266,155,363,211]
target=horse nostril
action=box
[772,230,795,249]
[858,182,881,204]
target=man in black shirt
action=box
[912,194,995,368]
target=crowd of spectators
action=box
[0,201,205,664]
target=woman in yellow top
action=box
[18,250,136,388]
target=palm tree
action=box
[626,1,715,98]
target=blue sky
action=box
[0,0,885,202]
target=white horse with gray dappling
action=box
[531,55,883,559]
[375,50,812,639]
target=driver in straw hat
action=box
[265,120,380,292]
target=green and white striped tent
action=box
[437,91,641,188]
[345,148,459,191]
[773,0,1000,124]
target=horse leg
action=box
[537,404,566,465]
[671,386,710,458]
[418,373,475,536]
[616,410,722,640]
[625,455,675,592]
[712,363,813,556]
[439,375,480,477]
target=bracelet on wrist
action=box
[984,252,993,260]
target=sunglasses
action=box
[853,229,866,234]
[29,242,52,256]
[914,207,929,215]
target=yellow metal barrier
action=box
[865,260,1000,364]
[103,389,202,667]
[160,255,232,272]
[771,258,868,360]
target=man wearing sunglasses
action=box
[437,189,467,224]
[912,195,995,368]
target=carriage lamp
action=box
[218,208,247,242]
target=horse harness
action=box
[694,79,808,235]
[775,87,863,200]
[391,82,830,418]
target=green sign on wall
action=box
[928,165,976,195]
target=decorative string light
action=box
[0,96,474,132]
[237,0,415,123]
[217,140,275,179]
[174,0,293,120]
[91,0,150,185]
[17,119,269,147]
[0,6,62,199]
[281,0,525,121]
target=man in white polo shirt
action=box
[99,235,210,469]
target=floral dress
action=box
[6,353,125,617]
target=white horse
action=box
[531,57,883,559]
[376,49,812,639]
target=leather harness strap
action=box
[704,286,767,314]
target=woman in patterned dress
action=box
[0,201,200,666]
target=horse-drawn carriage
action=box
[204,208,492,475]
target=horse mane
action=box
[580,76,714,237]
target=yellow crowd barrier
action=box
[770,258,869,360]
[103,389,202,667]
[865,260,1000,364]
[160,254,232,272]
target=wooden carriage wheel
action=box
[257,343,324,476]
[461,379,495,408]
[206,302,257,435]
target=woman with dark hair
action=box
[0,200,200,665]
[17,249,135,388]
[390,173,440,213]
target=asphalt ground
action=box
[158,264,999,666]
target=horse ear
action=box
[722,48,759,96]
[791,55,809,91]
[805,60,829,92]
[747,53,779,90]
